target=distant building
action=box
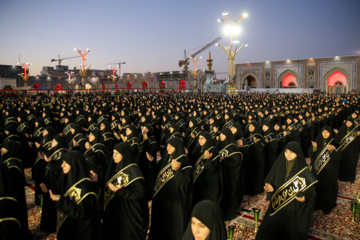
[235,55,360,93]
[0,65,24,89]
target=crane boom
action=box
[51,55,81,66]
[179,36,221,68]
[190,36,221,58]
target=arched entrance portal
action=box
[33,83,40,90]
[56,84,62,90]
[102,83,105,89]
[115,83,118,89]
[85,83,92,89]
[282,74,297,88]
[179,80,186,90]
[243,75,257,88]
[159,81,165,90]
[142,81,148,89]
[328,71,346,94]
[127,82,132,90]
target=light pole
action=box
[190,56,202,92]
[74,48,91,89]
[65,71,74,89]
[217,12,248,94]
[107,66,118,89]
[18,62,32,86]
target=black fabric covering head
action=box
[126,125,138,139]
[262,121,274,134]
[53,135,68,150]
[247,121,261,134]
[188,117,198,128]
[70,123,82,135]
[113,142,133,167]
[61,150,90,191]
[167,136,185,158]
[170,123,180,134]
[122,115,131,126]
[0,161,16,197]
[231,122,243,139]
[4,123,17,135]
[220,127,234,147]
[315,125,337,149]
[266,141,306,183]
[17,113,27,123]
[181,200,227,240]
[89,129,102,144]
[143,124,154,137]
[198,131,212,151]
[2,139,21,159]
[100,120,111,133]
[43,126,57,142]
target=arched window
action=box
[179,80,186,90]
[282,74,297,88]
[159,81,165,89]
[328,71,346,86]
[142,81,148,89]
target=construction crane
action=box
[51,55,81,67]
[106,61,126,76]
[178,36,221,70]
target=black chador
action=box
[148,137,193,240]
[192,131,222,206]
[68,124,86,153]
[54,151,99,240]
[243,121,265,196]
[261,121,279,177]
[256,142,317,240]
[310,126,341,214]
[334,118,360,183]
[40,135,68,233]
[102,142,149,240]
[218,128,243,221]
[138,124,158,200]
[0,161,22,240]
[1,139,31,240]
[83,129,107,178]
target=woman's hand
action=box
[171,160,181,171]
[40,183,48,193]
[264,183,274,193]
[146,152,154,162]
[108,182,122,192]
[49,190,60,201]
[295,196,305,202]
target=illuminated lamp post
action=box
[190,56,202,92]
[18,62,32,86]
[65,71,74,88]
[217,12,248,94]
[74,48,91,89]
[107,66,118,89]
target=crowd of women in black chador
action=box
[1,91,360,239]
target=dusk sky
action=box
[1,0,359,78]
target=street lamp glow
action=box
[242,12,248,18]
[222,12,229,16]
[223,25,241,35]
